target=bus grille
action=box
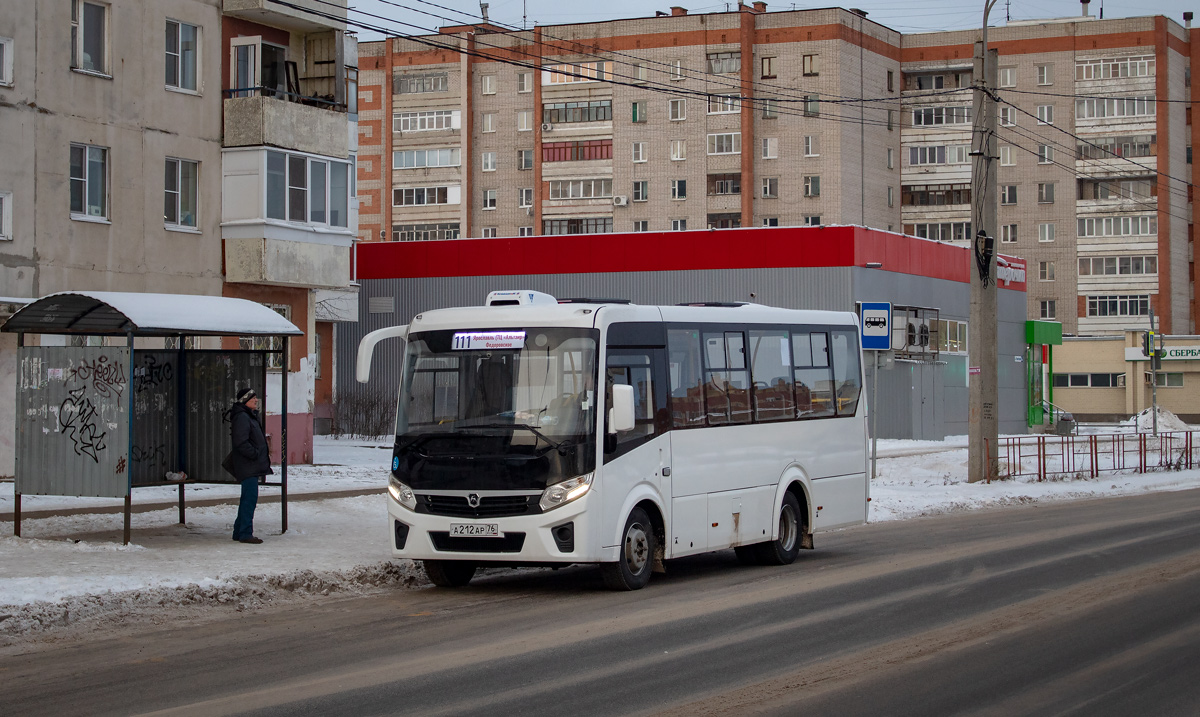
[429,532,527,553]
[419,494,537,518]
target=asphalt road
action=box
[6,488,1200,716]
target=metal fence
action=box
[999,432,1199,481]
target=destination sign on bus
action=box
[452,331,527,350]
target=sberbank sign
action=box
[1124,345,1200,361]
[1164,347,1200,359]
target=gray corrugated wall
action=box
[185,352,266,484]
[131,351,180,485]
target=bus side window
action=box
[701,331,751,425]
[607,353,656,444]
[668,329,705,427]
[749,330,794,421]
[793,331,834,418]
[831,330,862,416]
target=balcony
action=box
[224,92,349,159]
[224,235,350,289]
[223,0,346,33]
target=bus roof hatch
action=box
[484,290,558,307]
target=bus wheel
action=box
[424,560,477,587]
[756,492,802,566]
[601,507,656,591]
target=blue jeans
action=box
[233,476,260,540]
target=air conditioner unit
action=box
[612,195,629,206]
[905,317,931,352]
[541,122,553,132]
[526,207,534,216]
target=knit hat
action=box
[236,387,256,403]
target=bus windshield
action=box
[395,327,599,491]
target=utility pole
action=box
[1147,306,1159,436]
[968,1,1000,483]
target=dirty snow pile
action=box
[4,431,1200,643]
[1133,406,1192,433]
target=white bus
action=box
[358,291,868,590]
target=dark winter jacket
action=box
[229,402,273,479]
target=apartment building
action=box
[902,11,1195,337]
[356,4,904,246]
[0,0,359,474]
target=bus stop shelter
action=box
[2,291,303,544]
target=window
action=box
[482,189,497,210]
[999,106,1015,126]
[707,51,740,74]
[632,100,647,123]
[69,143,107,219]
[708,94,739,114]
[670,59,684,80]
[887,110,894,130]
[482,112,496,133]
[1040,300,1056,319]
[1078,215,1157,237]
[670,140,687,161]
[669,99,686,121]
[1086,294,1150,317]
[707,213,741,229]
[164,158,198,229]
[393,186,459,206]
[1036,64,1053,85]
[518,149,533,170]
[1001,185,1017,205]
[762,137,778,159]
[481,75,496,94]
[707,133,741,155]
[0,190,11,241]
[543,217,612,234]
[1075,96,1154,119]
[802,54,819,76]
[1039,261,1055,281]
[633,220,649,232]
[240,304,289,370]
[1053,373,1127,388]
[1039,223,1055,242]
[803,176,820,197]
[1147,373,1184,388]
[907,222,972,241]
[1036,105,1054,125]
[393,147,461,168]
[708,174,741,196]
[1000,224,1017,243]
[71,1,108,74]
[634,63,648,84]
[999,146,1014,166]
[395,72,449,94]
[761,56,775,78]
[517,110,533,132]
[887,186,894,208]
[671,180,686,200]
[803,215,821,226]
[937,320,968,354]
[887,148,894,169]
[763,217,779,227]
[392,222,460,241]
[672,218,687,231]
[911,106,972,126]
[481,152,496,172]
[1076,55,1154,81]
[543,100,612,124]
[908,145,970,165]
[632,142,646,162]
[267,151,350,227]
[543,61,612,84]
[482,227,497,238]
[518,187,533,208]
[762,99,778,119]
[548,179,612,199]
[541,140,612,162]
[1079,255,1157,276]
[0,37,12,86]
[901,184,971,206]
[804,95,819,117]
[887,70,894,92]
[519,226,534,236]
[1038,183,1055,204]
[165,20,199,91]
[633,181,648,202]
[998,67,1016,87]
[762,177,778,199]
[517,71,532,93]
[394,110,458,132]
[1038,145,1054,164]
[804,135,819,157]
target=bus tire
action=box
[601,507,656,591]
[424,559,477,587]
[755,491,802,566]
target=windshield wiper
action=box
[464,422,575,455]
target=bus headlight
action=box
[539,473,593,512]
[388,475,417,510]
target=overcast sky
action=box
[347,0,1198,39]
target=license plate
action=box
[449,523,502,538]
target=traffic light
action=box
[1143,330,1154,357]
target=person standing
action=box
[229,387,272,544]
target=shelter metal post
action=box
[281,333,288,534]
[14,332,20,537]
[178,484,185,524]
[125,327,135,545]
[13,493,19,538]
[177,338,187,524]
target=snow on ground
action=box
[4,430,1200,644]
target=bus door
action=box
[603,348,670,546]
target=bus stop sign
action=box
[859,302,891,351]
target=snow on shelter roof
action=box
[0,291,304,337]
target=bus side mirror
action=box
[609,384,636,433]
